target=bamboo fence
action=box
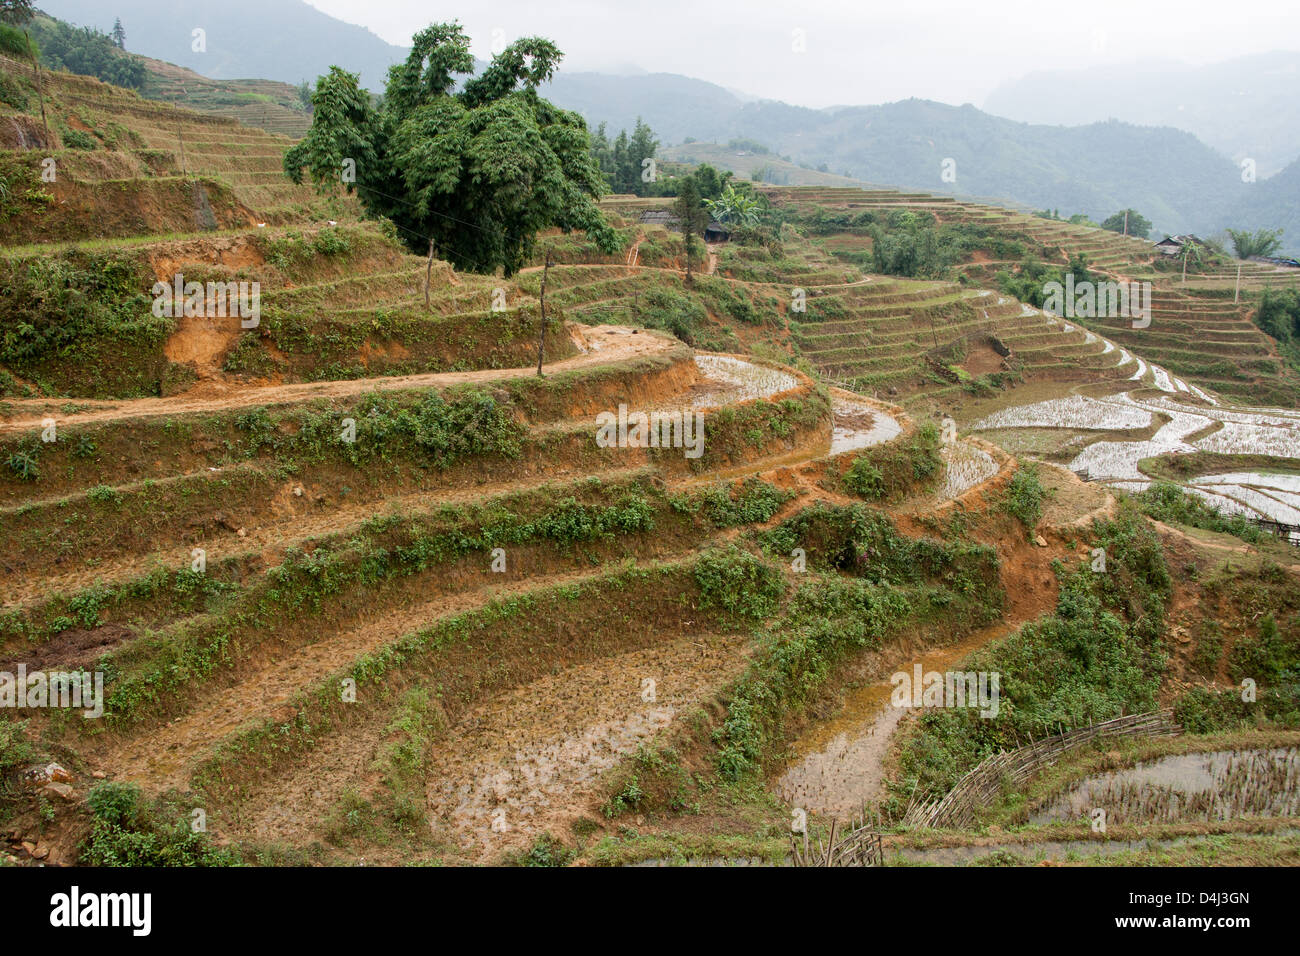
[902,710,1181,829]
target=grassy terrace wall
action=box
[0,158,256,244]
[2,472,793,729]
[190,551,778,810]
[893,505,1171,809]
[0,337,699,498]
[0,224,583,397]
[0,363,827,588]
[597,504,1004,814]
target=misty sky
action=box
[304,0,1300,108]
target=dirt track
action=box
[0,324,676,433]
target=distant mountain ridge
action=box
[32,1,1300,253]
[984,52,1300,177]
[37,0,408,90]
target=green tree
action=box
[29,19,146,89]
[1180,238,1204,281]
[111,17,125,49]
[692,162,728,200]
[673,175,709,286]
[589,121,612,183]
[1101,208,1151,239]
[0,1,34,25]
[626,117,658,193]
[1227,227,1284,260]
[285,21,619,276]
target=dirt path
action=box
[773,517,1065,817]
[775,617,1028,817]
[0,324,676,433]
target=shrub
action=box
[1136,481,1261,544]
[843,457,885,499]
[0,720,37,776]
[693,545,783,621]
[6,449,39,481]
[81,782,241,866]
[0,24,30,58]
[58,127,96,151]
[1003,465,1045,530]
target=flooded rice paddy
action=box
[1031,748,1300,825]
[971,387,1300,525]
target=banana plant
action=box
[704,183,762,227]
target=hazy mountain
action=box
[737,100,1253,237]
[984,52,1300,177]
[1227,157,1300,255]
[37,0,408,90]
[32,1,1300,251]
[559,81,1254,242]
[539,72,746,145]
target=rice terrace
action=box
[0,0,1298,913]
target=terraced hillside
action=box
[137,56,313,140]
[0,57,1035,866]
[765,185,1300,407]
[1,64,1297,871]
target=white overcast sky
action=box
[304,0,1299,107]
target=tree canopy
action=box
[1101,208,1151,239]
[590,117,659,195]
[25,16,145,89]
[1227,227,1284,260]
[285,21,620,276]
[0,1,34,26]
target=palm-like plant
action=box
[705,183,762,227]
[1181,239,1203,282]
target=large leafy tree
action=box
[0,1,34,26]
[285,22,620,276]
[1100,208,1151,239]
[1227,227,1284,260]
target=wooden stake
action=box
[536,251,552,377]
[424,238,435,310]
[25,31,48,140]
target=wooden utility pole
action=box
[536,251,552,377]
[1122,209,1128,237]
[25,31,48,140]
[683,221,694,287]
[424,238,435,310]
[1234,262,1242,303]
[178,129,187,177]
